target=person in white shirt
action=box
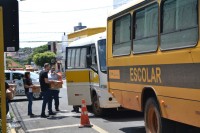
[48,67,60,111]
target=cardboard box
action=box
[8,84,17,95]
[32,85,41,93]
[6,90,14,100]
[50,81,62,89]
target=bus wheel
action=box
[92,95,103,116]
[145,98,161,133]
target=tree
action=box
[33,51,55,67]
[26,44,48,65]
[33,45,48,55]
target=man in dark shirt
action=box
[40,63,55,118]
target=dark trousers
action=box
[52,90,59,110]
[25,92,33,115]
[41,89,53,115]
[6,99,9,115]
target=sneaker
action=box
[49,112,56,115]
[30,114,35,118]
[41,114,48,118]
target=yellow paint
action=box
[66,70,90,83]
[0,7,7,133]
[90,70,99,83]
[109,82,200,127]
[68,27,106,44]
[109,69,120,79]
[159,96,200,128]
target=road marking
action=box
[26,124,79,132]
[92,123,109,133]
[23,118,43,121]
[26,123,109,133]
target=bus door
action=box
[89,45,99,86]
[66,47,92,106]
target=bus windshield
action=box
[98,39,107,72]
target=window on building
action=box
[161,0,198,50]
[133,3,158,53]
[113,14,131,56]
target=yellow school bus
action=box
[107,0,200,132]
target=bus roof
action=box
[108,0,145,19]
[68,32,106,47]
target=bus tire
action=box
[92,95,104,116]
[145,98,161,133]
[144,98,174,133]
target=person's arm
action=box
[44,72,53,84]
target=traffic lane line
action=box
[91,123,109,133]
[26,124,79,132]
[26,123,109,133]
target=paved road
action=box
[9,80,145,133]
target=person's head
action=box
[24,72,30,79]
[51,67,55,73]
[44,63,50,71]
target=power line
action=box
[19,5,113,13]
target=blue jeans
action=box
[52,90,59,109]
[41,89,53,115]
[25,92,33,115]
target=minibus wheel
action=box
[92,95,104,116]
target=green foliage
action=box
[33,45,48,55]
[27,44,48,65]
[33,51,55,67]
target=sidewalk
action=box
[7,103,25,133]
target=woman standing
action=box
[23,72,35,117]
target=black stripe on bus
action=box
[108,63,200,89]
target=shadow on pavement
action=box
[10,99,28,102]
[119,126,145,133]
[47,116,68,120]
[101,110,144,122]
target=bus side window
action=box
[161,0,198,50]
[133,3,158,53]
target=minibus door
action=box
[66,47,92,106]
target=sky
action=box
[19,0,113,48]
